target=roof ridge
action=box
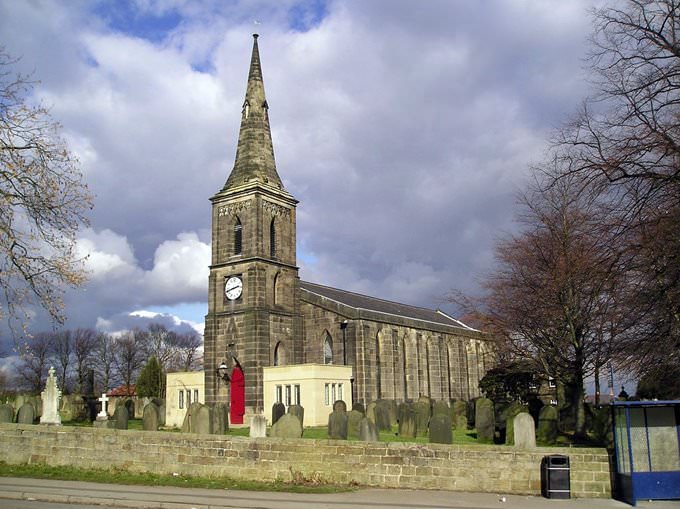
[300,279,443,314]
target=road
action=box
[1,477,679,509]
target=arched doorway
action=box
[230,365,245,424]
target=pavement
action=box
[1,477,679,509]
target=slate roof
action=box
[299,280,478,332]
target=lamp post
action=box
[217,361,230,383]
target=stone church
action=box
[204,35,493,422]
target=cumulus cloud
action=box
[61,229,209,334]
[98,309,204,337]
[0,0,599,341]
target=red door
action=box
[230,366,245,424]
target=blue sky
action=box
[0,1,610,357]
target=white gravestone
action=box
[513,412,537,449]
[40,366,62,425]
[97,393,109,421]
[249,414,267,438]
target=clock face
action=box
[225,276,243,300]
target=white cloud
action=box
[145,232,211,301]
[129,309,204,335]
[70,229,209,328]
[76,228,138,279]
[0,0,600,341]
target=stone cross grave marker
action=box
[97,393,109,420]
[40,366,62,425]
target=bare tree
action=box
[72,328,96,393]
[463,172,625,438]
[50,330,73,393]
[554,0,680,376]
[174,331,203,372]
[138,324,179,371]
[0,47,92,335]
[113,331,143,393]
[16,332,52,393]
[94,331,117,392]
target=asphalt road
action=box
[1,477,679,509]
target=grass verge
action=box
[0,462,355,494]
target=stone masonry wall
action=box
[0,424,611,498]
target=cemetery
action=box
[2,6,679,505]
[0,376,617,498]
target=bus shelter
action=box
[611,400,680,505]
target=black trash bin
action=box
[541,455,570,499]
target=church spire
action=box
[223,34,283,191]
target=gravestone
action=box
[347,409,364,439]
[17,402,35,424]
[287,404,304,428]
[212,403,229,434]
[513,413,536,449]
[528,397,544,424]
[60,395,87,422]
[328,409,348,440]
[0,404,14,423]
[504,402,528,445]
[40,367,62,425]
[124,399,135,419]
[113,404,129,430]
[96,393,109,421]
[414,399,431,436]
[475,397,495,442]
[83,369,95,397]
[432,400,449,417]
[359,417,379,442]
[467,398,477,428]
[181,402,203,433]
[142,402,160,431]
[537,405,558,445]
[333,400,347,413]
[429,413,453,444]
[127,398,140,419]
[20,395,42,419]
[352,402,365,415]
[157,401,166,427]
[452,400,468,430]
[250,414,267,438]
[366,401,377,423]
[270,413,302,438]
[374,400,392,431]
[387,399,398,426]
[272,402,285,425]
[398,403,417,439]
[195,404,212,434]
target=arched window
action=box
[234,217,242,255]
[273,272,280,306]
[270,218,276,258]
[323,332,333,364]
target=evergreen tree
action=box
[136,356,164,398]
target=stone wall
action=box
[0,423,611,498]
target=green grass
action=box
[0,462,353,493]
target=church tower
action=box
[204,35,301,421]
